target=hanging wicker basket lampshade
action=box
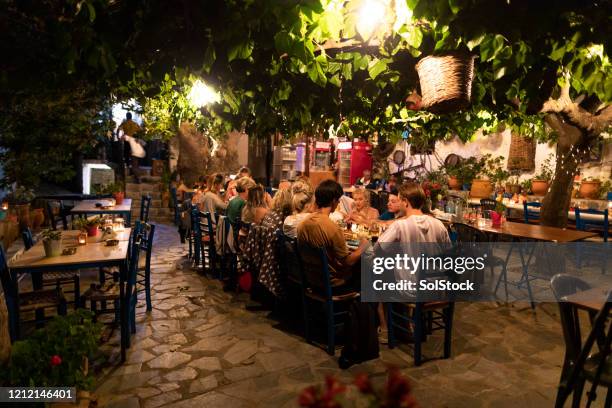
[415,53,476,114]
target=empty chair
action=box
[297,243,359,355]
[21,228,80,308]
[45,200,69,230]
[140,194,152,223]
[136,223,156,311]
[198,211,218,276]
[0,246,67,341]
[575,208,609,242]
[523,201,541,224]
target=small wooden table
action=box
[563,288,611,312]
[71,199,133,225]
[9,229,132,361]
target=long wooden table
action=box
[9,229,132,360]
[476,221,599,242]
[71,199,133,225]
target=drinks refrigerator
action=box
[337,141,373,187]
[312,141,332,170]
[272,145,299,185]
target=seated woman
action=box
[345,188,379,227]
[283,183,314,238]
[261,188,293,230]
[241,185,269,225]
[196,173,227,225]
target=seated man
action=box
[378,188,405,222]
[297,180,368,283]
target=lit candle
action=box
[1,201,8,211]
[78,231,88,245]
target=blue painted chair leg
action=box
[443,304,454,359]
[326,301,335,355]
[414,304,423,366]
[386,303,396,349]
[145,267,152,312]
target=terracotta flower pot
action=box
[31,208,45,230]
[531,179,549,196]
[470,179,493,198]
[448,176,462,190]
[87,226,99,237]
[113,192,124,205]
[579,181,601,199]
[15,203,31,229]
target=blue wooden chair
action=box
[523,201,542,224]
[140,194,152,223]
[188,206,202,267]
[575,208,609,242]
[296,243,359,356]
[22,228,80,308]
[276,230,309,340]
[45,200,70,230]
[386,246,456,366]
[0,246,67,341]
[607,192,612,201]
[136,223,156,312]
[81,222,142,360]
[198,211,218,277]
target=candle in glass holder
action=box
[78,231,88,245]
[113,218,125,231]
[1,201,8,211]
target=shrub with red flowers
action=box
[298,368,419,408]
[0,310,102,390]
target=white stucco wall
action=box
[419,129,611,182]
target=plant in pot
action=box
[532,153,554,196]
[419,170,448,210]
[598,179,612,200]
[107,182,125,205]
[505,172,522,195]
[579,177,602,199]
[520,179,533,194]
[41,229,62,257]
[74,217,101,237]
[490,199,507,228]
[470,155,498,198]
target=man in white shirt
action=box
[118,113,145,180]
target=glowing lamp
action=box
[1,201,8,211]
[188,80,220,108]
[357,0,387,40]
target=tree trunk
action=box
[540,114,588,228]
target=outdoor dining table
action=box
[473,221,599,308]
[71,199,133,225]
[8,228,133,361]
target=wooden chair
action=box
[276,230,309,339]
[523,201,541,224]
[45,200,70,230]
[297,243,359,355]
[22,228,80,309]
[575,208,609,242]
[81,222,143,360]
[136,223,155,312]
[140,194,152,223]
[0,246,67,341]
[188,206,201,266]
[480,198,497,213]
[553,289,611,407]
[197,211,218,276]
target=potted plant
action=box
[446,156,483,191]
[105,182,125,205]
[598,179,612,199]
[470,155,498,198]
[84,217,101,237]
[490,200,507,228]
[41,229,62,257]
[520,179,532,194]
[505,173,522,195]
[532,153,554,196]
[579,177,602,199]
[419,170,448,210]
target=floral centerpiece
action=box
[298,368,419,408]
[490,197,507,227]
[420,170,448,211]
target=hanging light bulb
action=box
[357,0,388,40]
[188,79,220,108]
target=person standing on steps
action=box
[118,112,145,183]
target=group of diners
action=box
[175,167,450,368]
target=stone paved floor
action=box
[94,224,592,408]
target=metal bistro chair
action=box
[386,246,456,366]
[0,246,67,341]
[523,201,542,224]
[297,243,359,356]
[22,228,80,309]
[198,211,218,277]
[275,230,309,338]
[140,194,152,223]
[136,223,156,312]
[552,280,612,408]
